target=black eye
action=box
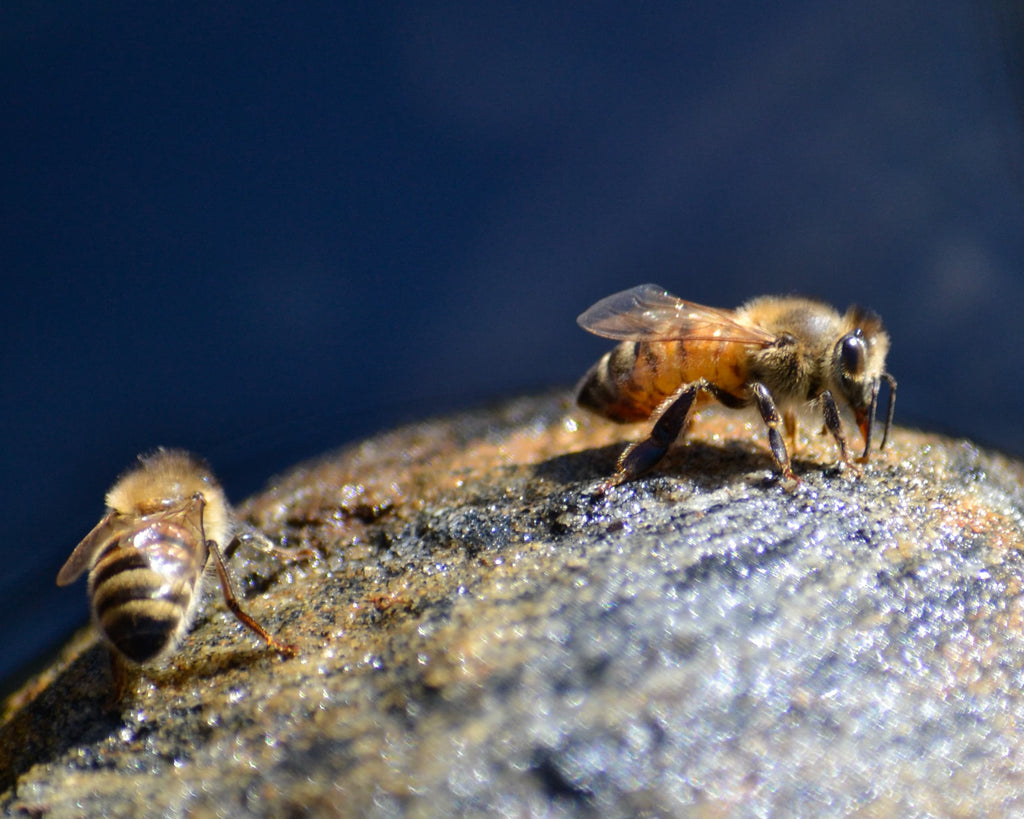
[840,332,866,376]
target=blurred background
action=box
[3,1,1024,689]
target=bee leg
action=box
[228,524,318,563]
[208,539,298,657]
[605,380,705,488]
[106,652,135,707]
[750,383,798,483]
[819,390,857,473]
[784,408,799,455]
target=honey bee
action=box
[576,284,896,485]
[57,448,296,692]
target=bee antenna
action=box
[879,373,897,450]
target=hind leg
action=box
[604,379,746,488]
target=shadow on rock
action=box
[0,643,119,792]
[533,438,781,491]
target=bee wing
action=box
[56,511,122,585]
[577,283,776,345]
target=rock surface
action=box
[5,392,1024,816]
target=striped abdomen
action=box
[88,521,207,664]
[577,339,751,422]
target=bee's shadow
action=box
[0,631,282,794]
[533,438,789,492]
[0,642,121,793]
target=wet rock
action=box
[5,392,1024,816]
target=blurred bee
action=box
[57,448,296,693]
[576,284,896,486]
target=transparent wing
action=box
[577,283,776,345]
[56,512,122,585]
[57,497,205,586]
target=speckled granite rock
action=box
[5,393,1024,816]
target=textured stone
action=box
[4,392,1024,816]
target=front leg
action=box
[224,523,318,563]
[209,539,298,657]
[750,382,797,482]
[818,389,856,471]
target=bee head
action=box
[833,307,896,458]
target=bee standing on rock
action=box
[576,284,897,487]
[57,448,296,695]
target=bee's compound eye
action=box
[840,331,867,376]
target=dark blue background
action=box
[4,2,1023,688]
